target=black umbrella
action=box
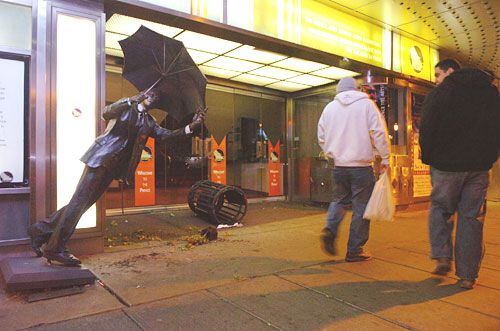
[119,25,207,122]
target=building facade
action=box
[2,0,495,255]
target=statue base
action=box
[0,257,95,292]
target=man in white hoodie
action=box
[318,77,390,262]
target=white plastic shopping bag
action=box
[363,172,395,222]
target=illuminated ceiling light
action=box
[225,45,288,64]
[249,66,301,80]
[287,74,333,86]
[105,64,123,74]
[230,73,278,86]
[199,65,240,79]
[311,66,360,79]
[266,81,311,92]
[203,56,262,72]
[105,48,124,57]
[106,14,182,38]
[186,48,218,64]
[175,31,241,54]
[272,57,329,73]
[105,32,126,50]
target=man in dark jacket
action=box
[28,90,205,265]
[420,62,499,289]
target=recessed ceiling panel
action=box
[105,31,126,50]
[267,81,311,92]
[105,48,124,58]
[287,74,333,86]
[203,56,263,72]
[311,66,359,79]
[230,73,278,86]
[225,45,288,64]
[105,64,122,74]
[175,30,241,54]
[272,57,329,73]
[199,65,240,79]
[186,49,218,64]
[250,66,302,80]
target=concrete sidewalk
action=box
[1,202,499,330]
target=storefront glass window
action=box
[0,1,31,51]
[362,84,408,155]
[387,87,407,155]
[233,93,286,196]
[104,72,286,210]
[292,91,334,202]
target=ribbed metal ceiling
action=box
[325,0,499,76]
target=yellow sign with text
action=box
[299,0,386,68]
[247,0,388,68]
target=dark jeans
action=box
[429,167,489,280]
[326,166,375,254]
[36,165,114,252]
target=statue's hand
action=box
[129,92,147,104]
[189,107,207,131]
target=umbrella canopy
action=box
[119,25,207,122]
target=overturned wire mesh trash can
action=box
[188,180,247,225]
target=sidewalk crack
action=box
[96,278,132,307]
[205,288,282,330]
[273,274,415,330]
[121,309,146,331]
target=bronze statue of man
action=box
[28,90,205,266]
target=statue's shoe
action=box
[43,250,81,266]
[27,224,50,257]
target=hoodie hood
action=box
[446,68,492,89]
[334,90,369,105]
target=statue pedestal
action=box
[0,257,95,292]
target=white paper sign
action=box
[0,58,25,183]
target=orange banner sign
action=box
[135,138,155,206]
[210,135,226,185]
[268,140,281,196]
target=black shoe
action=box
[431,258,451,275]
[345,251,371,262]
[320,228,337,256]
[43,249,81,266]
[459,279,476,290]
[27,224,50,257]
